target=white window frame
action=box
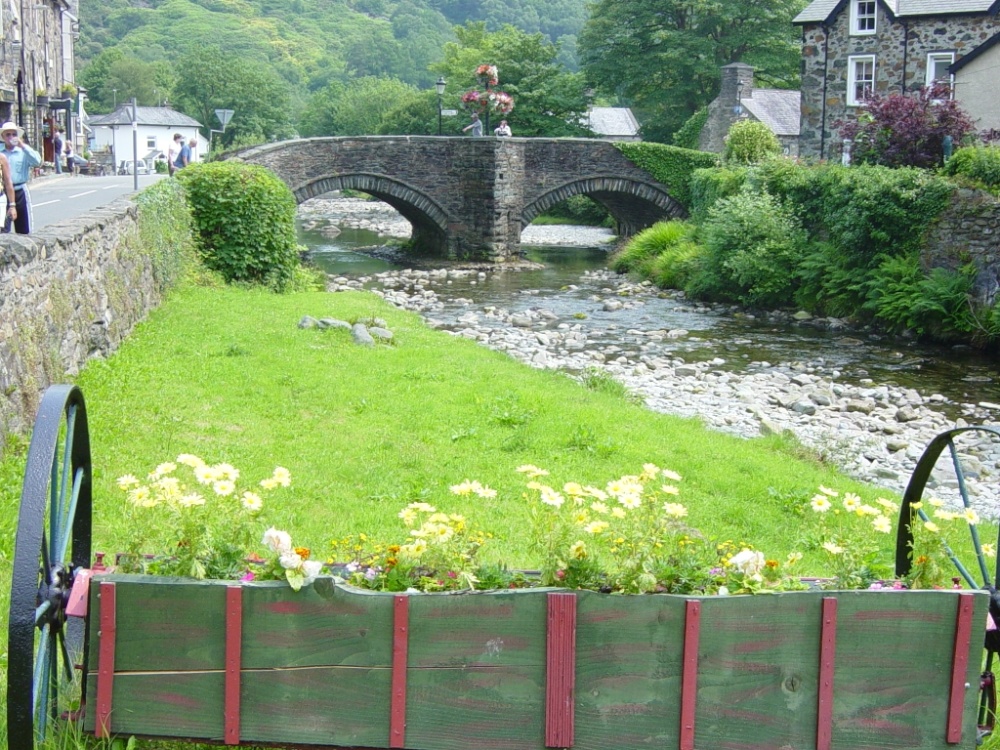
[926,52,955,97]
[847,55,876,106]
[146,135,157,149]
[850,0,877,36]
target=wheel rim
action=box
[6,385,92,748]
[894,425,1000,738]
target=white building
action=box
[87,105,205,172]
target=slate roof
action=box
[585,107,640,138]
[794,0,1000,23]
[87,106,202,128]
[743,90,801,136]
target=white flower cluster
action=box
[262,526,323,590]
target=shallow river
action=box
[298,220,1000,412]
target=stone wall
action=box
[0,198,164,452]
[924,189,1000,306]
[800,9,999,159]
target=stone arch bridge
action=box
[232,137,686,262]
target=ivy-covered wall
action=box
[614,142,720,211]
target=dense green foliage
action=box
[671,108,709,150]
[579,0,805,142]
[176,162,300,290]
[614,142,719,210]
[723,119,782,165]
[613,160,993,345]
[133,177,198,288]
[943,146,1000,194]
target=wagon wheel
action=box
[894,425,1000,739]
[6,385,92,748]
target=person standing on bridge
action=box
[463,112,483,137]
[494,120,511,137]
[1,122,40,234]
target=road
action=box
[28,173,166,230]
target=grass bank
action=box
[1,283,908,749]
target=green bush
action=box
[134,177,197,289]
[672,107,709,150]
[176,161,300,290]
[539,194,611,226]
[614,142,719,210]
[723,120,782,165]
[689,166,749,222]
[611,220,696,275]
[695,189,806,308]
[943,146,1000,194]
[648,239,703,290]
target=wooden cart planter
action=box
[7,385,1000,750]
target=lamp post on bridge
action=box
[436,77,446,136]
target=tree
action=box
[172,47,294,146]
[724,120,782,165]
[436,23,590,138]
[578,0,805,142]
[838,86,977,169]
[300,77,421,136]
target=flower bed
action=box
[82,576,985,749]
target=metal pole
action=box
[438,94,442,136]
[131,97,138,191]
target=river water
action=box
[298,219,1000,412]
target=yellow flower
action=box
[822,541,844,555]
[963,508,980,525]
[590,501,609,514]
[983,543,996,558]
[117,474,140,490]
[240,491,263,512]
[910,501,923,510]
[876,498,899,512]
[149,462,177,480]
[195,464,219,485]
[663,502,688,518]
[569,541,587,559]
[176,454,204,468]
[928,497,945,508]
[611,507,626,519]
[584,520,609,534]
[516,464,549,478]
[923,521,940,534]
[213,479,236,496]
[810,495,832,513]
[271,466,291,487]
[786,551,803,566]
[178,493,206,508]
[540,486,565,508]
[661,484,680,495]
[934,509,957,521]
[450,480,476,496]
[563,482,585,496]
[818,485,839,497]
[872,515,892,533]
[583,486,608,501]
[215,463,240,481]
[260,477,279,490]
[661,469,682,482]
[843,493,861,512]
[640,463,660,481]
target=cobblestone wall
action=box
[0,198,163,452]
[924,188,1000,306]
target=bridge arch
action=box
[295,173,450,254]
[520,177,686,236]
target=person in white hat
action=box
[0,121,41,234]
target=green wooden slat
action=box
[86,574,227,672]
[696,593,820,750]
[241,579,394,669]
[573,591,686,750]
[404,590,549,750]
[83,672,224,739]
[240,667,392,746]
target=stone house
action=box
[794,0,1000,160]
[88,106,206,172]
[0,0,79,165]
[698,63,801,156]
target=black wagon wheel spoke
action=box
[6,385,93,749]
[894,425,1000,739]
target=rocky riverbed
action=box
[303,196,1000,516]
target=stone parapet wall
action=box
[0,199,163,452]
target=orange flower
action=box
[295,546,311,560]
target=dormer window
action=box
[851,0,876,35]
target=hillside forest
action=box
[77,0,807,146]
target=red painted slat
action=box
[95,581,117,739]
[545,592,577,748]
[224,586,242,745]
[817,597,838,750]
[680,599,701,750]
[947,593,975,744]
[390,595,409,749]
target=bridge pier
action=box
[234,137,687,262]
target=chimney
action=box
[721,63,754,103]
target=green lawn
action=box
[0,282,977,750]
